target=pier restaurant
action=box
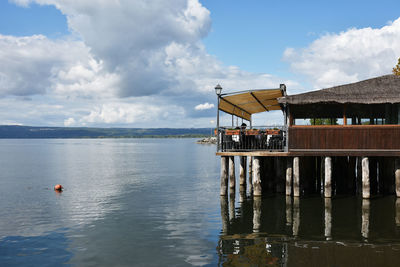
[215,74,400,199]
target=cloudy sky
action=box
[0,0,400,128]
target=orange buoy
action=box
[54,184,63,191]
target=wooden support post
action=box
[293,157,300,197]
[395,158,400,197]
[286,157,293,196]
[229,156,235,190]
[324,157,332,198]
[239,156,247,186]
[347,157,356,194]
[275,157,284,193]
[220,156,229,196]
[356,157,362,195]
[248,156,253,194]
[370,157,378,195]
[252,157,262,196]
[362,157,370,199]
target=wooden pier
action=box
[215,75,400,199]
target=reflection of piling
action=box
[253,196,262,232]
[285,196,292,226]
[293,197,300,237]
[220,196,229,234]
[361,199,370,240]
[396,198,400,227]
[220,156,229,196]
[239,185,246,203]
[324,198,332,240]
[229,189,235,221]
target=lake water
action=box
[1,139,400,266]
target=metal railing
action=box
[217,126,286,152]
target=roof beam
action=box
[250,92,269,111]
[219,97,251,117]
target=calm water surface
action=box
[1,139,400,266]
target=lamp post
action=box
[215,84,222,151]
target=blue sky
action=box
[0,0,399,127]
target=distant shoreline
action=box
[0,125,214,139]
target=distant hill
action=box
[0,125,214,138]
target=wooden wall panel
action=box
[289,126,400,150]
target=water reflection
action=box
[0,230,73,267]
[219,195,400,266]
[361,199,370,241]
[324,198,332,241]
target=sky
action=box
[0,0,400,128]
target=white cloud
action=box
[1,0,295,127]
[63,117,76,126]
[79,101,185,125]
[284,18,400,89]
[0,34,118,98]
[194,102,214,110]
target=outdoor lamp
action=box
[215,84,222,95]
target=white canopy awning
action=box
[219,88,285,121]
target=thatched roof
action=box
[278,75,400,105]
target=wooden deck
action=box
[217,149,400,157]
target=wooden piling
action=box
[395,158,400,197]
[248,156,253,194]
[286,157,293,196]
[252,157,262,196]
[239,156,247,186]
[220,156,229,196]
[293,157,300,197]
[369,157,378,195]
[324,157,332,198]
[275,157,285,193]
[347,157,356,194]
[229,156,235,190]
[356,157,362,195]
[362,157,370,199]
